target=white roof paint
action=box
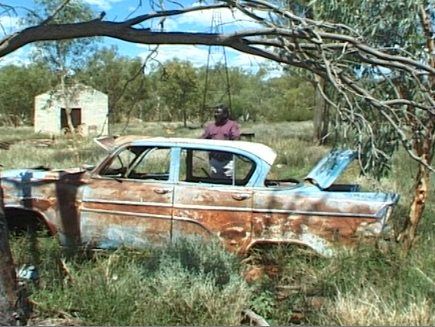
[132,137,277,166]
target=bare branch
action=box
[40,0,72,26]
[0,0,432,174]
[122,3,229,27]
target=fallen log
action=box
[242,309,270,326]
[0,141,11,150]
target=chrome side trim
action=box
[80,207,172,220]
[173,203,380,218]
[174,203,250,212]
[18,197,380,219]
[14,196,53,202]
[253,207,380,218]
[82,198,172,207]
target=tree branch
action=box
[0,0,433,174]
[122,3,229,27]
[40,0,72,25]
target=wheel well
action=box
[246,240,324,257]
[5,208,52,235]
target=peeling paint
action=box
[1,138,399,255]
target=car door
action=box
[172,147,254,252]
[80,145,174,249]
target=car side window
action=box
[99,146,171,181]
[180,148,254,186]
[126,147,171,181]
[99,146,138,178]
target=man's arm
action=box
[230,121,241,140]
[201,123,211,139]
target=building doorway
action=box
[61,108,82,132]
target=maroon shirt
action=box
[201,119,241,140]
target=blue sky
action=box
[0,0,282,75]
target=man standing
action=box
[201,105,240,179]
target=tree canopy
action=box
[1,0,432,171]
[0,51,314,126]
[0,1,433,323]
[0,0,433,247]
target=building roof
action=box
[35,83,106,98]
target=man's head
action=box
[214,105,229,125]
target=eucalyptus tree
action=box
[0,201,19,325]
[302,0,434,249]
[263,73,314,122]
[0,63,55,125]
[25,0,97,134]
[197,65,268,123]
[77,47,150,125]
[0,0,432,243]
[151,60,200,126]
[0,3,433,315]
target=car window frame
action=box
[125,147,172,181]
[92,144,177,184]
[173,145,261,188]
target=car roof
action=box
[131,137,277,165]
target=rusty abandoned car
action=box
[2,137,399,256]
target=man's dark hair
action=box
[215,104,229,115]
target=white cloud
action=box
[83,0,123,11]
[137,2,262,32]
[0,15,21,32]
[172,6,261,31]
[0,46,33,67]
[133,4,269,71]
[147,17,179,31]
[137,44,282,78]
[226,50,283,77]
[139,45,209,67]
[231,51,267,68]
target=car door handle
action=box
[153,188,172,194]
[232,193,251,201]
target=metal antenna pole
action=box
[201,11,233,121]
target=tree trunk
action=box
[397,5,435,251]
[397,161,430,250]
[60,73,75,135]
[397,120,434,251]
[182,106,187,128]
[313,75,329,145]
[0,183,19,325]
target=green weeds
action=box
[11,238,250,326]
[3,122,435,325]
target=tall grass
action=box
[3,122,435,325]
[11,238,250,326]
[245,241,434,325]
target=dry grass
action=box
[323,287,434,326]
[4,121,435,325]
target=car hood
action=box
[305,149,357,190]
